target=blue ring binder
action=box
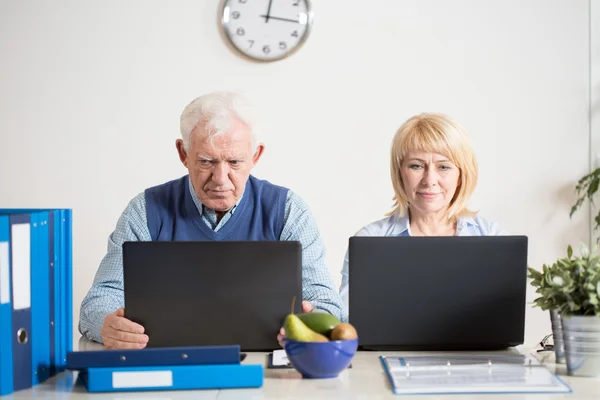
[0,209,73,396]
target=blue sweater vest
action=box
[145,175,288,241]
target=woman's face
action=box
[400,151,461,215]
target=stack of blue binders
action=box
[66,345,264,392]
[0,209,73,396]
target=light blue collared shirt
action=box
[339,213,507,315]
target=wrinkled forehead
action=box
[192,123,253,150]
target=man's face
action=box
[176,123,264,212]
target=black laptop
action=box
[122,241,302,351]
[348,236,528,351]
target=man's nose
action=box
[212,162,230,185]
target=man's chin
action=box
[206,200,235,212]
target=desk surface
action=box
[3,339,600,400]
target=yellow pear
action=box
[283,296,328,342]
[284,314,329,342]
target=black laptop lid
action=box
[123,241,302,351]
[348,236,528,351]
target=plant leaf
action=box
[588,175,600,199]
[568,245,573,259]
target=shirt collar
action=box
[391,213,411,236]
[391,213,479,236]
[457,215,478,232]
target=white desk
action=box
[4,339,599,400]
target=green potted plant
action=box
[527,244,600,376]
[570,167,600,238]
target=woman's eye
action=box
[409,164,423,169]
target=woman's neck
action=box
[409,209,456,236]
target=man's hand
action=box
[277,301,314,347]
[101,308,149,349]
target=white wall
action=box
[0,0,592,348]
[592,0,600,243]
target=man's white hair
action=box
[180,91,258,150]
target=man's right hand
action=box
[101,308,149,349]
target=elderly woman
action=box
[339,112,506,313]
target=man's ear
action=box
[251,143,265,165]
[176,139,188,167]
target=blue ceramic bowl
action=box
[282,338,359,379]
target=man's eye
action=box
[199,160,212,166]
[230,161,240,166]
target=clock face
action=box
[222,0,313,62]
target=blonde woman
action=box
[339,113,506,314]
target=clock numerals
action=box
[223,0,312,61]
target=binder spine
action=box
[9,214,32,391]
[54,209,73,372]
[0,216,14,396]
[83,364,264,393]
[66,345,242,369]
[31,212,51,384]
[48,212,55,376]
[63,210,73,364]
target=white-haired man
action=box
[79,92,344,349]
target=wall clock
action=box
[221,0,313,62]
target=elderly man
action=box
[79,91,344,349]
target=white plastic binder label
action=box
[11,224,30,310]
[0,242,9,304]
[112,371,173,389]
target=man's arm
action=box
[279,191,346,322]
[340,249,350,319]
[78,193,151,343]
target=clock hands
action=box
[261,1,301,24]
[259,15,299,23]
[264,0,274,22]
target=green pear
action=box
[284,314,329,342]
[296,312,341,337]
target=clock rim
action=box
[220,0,314,62]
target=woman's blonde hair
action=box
[388,113,478,220]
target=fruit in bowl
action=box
[282,298,358,379]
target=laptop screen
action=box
[348,236,528,350]
[123,240,302,351]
